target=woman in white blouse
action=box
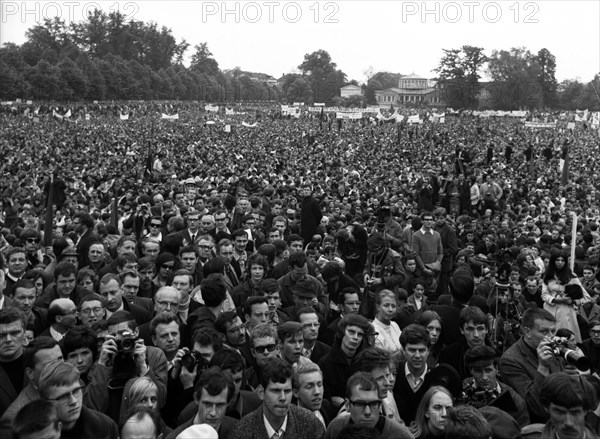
[372,289,403,356]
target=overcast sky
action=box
[2,0,599,83]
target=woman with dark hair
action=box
[231,253,269,307]
[24,268,53,297]
[542,251,591,342]
[415,310,443,368]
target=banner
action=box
[567,122,575,130]
[26,100,32,105]
[64,109,71,118]
[205,105,219,113]
[407,115,422,124]
[161,113,179,120]
[336,112,362,120]
[119,113,129,120]
[85,114,91,121]
[525,121,556,128]
[242,122,258,127]
[224,125,231,132]
[225,108,234,115]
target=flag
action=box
[561,144,569,186]
[43,175,54,247]
[110,197,118,229]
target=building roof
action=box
[376,87,437,96]
[341,84,362,90]
[401,73,427,80]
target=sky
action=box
[1,0,599,84]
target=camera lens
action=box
[181,353,197,370]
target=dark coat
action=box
[392,361,434,425]
[307,340,331,364]
[300,195,323,245]
[233,404,325,439]
[499,337,563,423]
[427,302,466,346]
[60,405,118,439]
[318,342,353,402]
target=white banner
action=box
[242,122,258,127]
[205,105,219,113]
[224,125,231,132]
[225,108,234,115]
[336,112,362,120]
[161,113,179,120]
[525,121,557,128]
[119,113,129,120]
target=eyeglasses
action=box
[80,307,104,316]
[48,385,83,404]
[150,223,161,228]
[26,238,40,243]
[345,328,365,339]
[253,344,277,354]
[590,330,600,336]
[349,399,381,411]
[161,264,174,270]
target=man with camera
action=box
[499,307,564,423]
[362,233,405,318]
[85,310,168,423]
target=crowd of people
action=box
[1,101,600,439]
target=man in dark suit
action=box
[179,210,203,247]
[73,212,100,268]
[120,271,153,317]
[427,269,474,345]
[99,273,151,326]
[234,358,325,439]
[499,307,563,423]
[0,308,27,416]
[300,184,323,246]
[298,308,330,364]
[165,366,239,439]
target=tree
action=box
[58,57,88,100]
[285,77,313,103]
[487,47,543,109]
[190,43,220,77]
[536,48,558,108]
[434,45,487,108]
[298,50,346,104]
[27,60,62,99]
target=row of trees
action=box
[0,12,282,102]
[433,45,599,110]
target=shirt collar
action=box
[264,413,287,438]
[405,362,428,381]
[419,227,433,235]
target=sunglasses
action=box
[26,238,40,243]
[253,344,277,354]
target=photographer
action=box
[499,307,564,423]
[362,233,405,319]
[372,206,403,252]
[85,310,168,423]
[122,199,154,242]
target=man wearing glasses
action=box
[20,229,49,271]
[324,372,412,439]
[411,211,443,302]
[78,294,106,328]
[38,360,118,438]
[244,323,281,392]
[146,217,164,243]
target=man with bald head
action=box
[41,298,77,342]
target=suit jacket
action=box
[308,340,331,364]
[166,415,239,439]
[76,229,100,268]
[234,404,325,439]
[123,300,152,325]
[318,343,353,402]
[499,337,562,423]
[128,296,153,317]
[179,229,202,247]
[63,405,118,439]
[0,356,26,417]
[0,383,40,437]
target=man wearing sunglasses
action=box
[324,372,412,439]
[20,229,50,271]
[244,323,281,392]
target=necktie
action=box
[190,233,196,243]
[271,432,280,439]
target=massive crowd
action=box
[1,102,600,439]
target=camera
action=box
[116,335,136,354]
[181,352,208,372]
[548,336,590,371]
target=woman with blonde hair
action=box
[120,376,160,423]
[372,289,402,356]
[409,385,454,439]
